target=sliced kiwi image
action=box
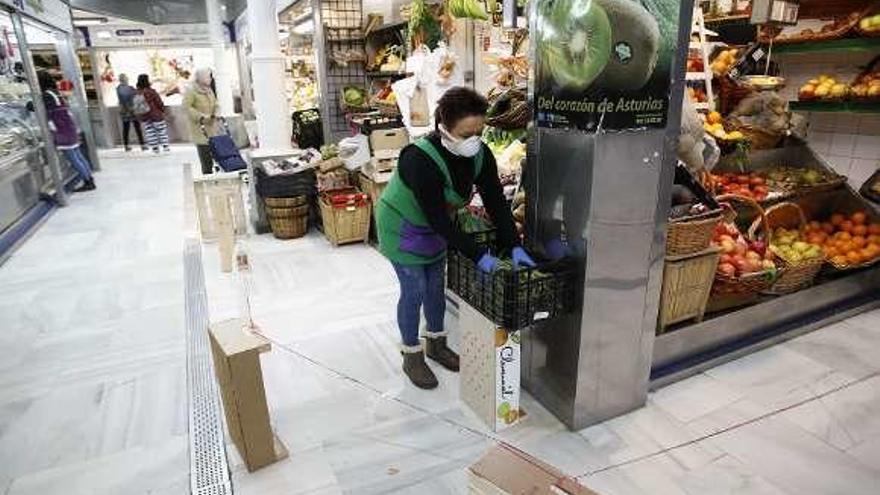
[594,0,661,91]
[537,0,613,91]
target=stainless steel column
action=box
[521,0,694,430]
[55,32,101,171]
[12,13,68,206]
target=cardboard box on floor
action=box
[468,443,600,495]
[209,318,288,472]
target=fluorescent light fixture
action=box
[96,30,112,39]
[74,17,108,25]
[292,19,313,35]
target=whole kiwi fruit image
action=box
[594,0,661,90]
[537,0,613,91]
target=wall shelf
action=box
[773,38,880,55]
[790,100,880,113]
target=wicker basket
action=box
[751,202,824,295]
[856,4,880,37]
[371,97,401,117]
[718,76,756,116]
[266,203,309,239]
[757,12,862,45]
[658,247,721,333]
[727,119,782,150]
[264,196,307,208]
[666,209,722,256]
[319,190,372,246]
[708,195,778,310]
[486,87,530,130]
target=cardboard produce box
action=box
[468,444,599,495]
[370,127,409,152]
[459,303,522,432]
[372,148,399,173]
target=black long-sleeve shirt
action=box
[397,132,518,261]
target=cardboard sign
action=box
[494,329,522,430]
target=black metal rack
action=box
[321,0,367,138]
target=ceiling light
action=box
[74,17,108,26]
[96,30,112,39]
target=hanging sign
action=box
[87,24,211,48]
[533,0,682,131]
[3,0,73,33]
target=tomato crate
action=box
[446,238,577,331]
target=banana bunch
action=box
[447,0,489,21]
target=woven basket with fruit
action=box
[814,211,880,271]
[755,203,825,295]
[710,195,778,298]
[710,172,775,202]
[851,56,880,101]
[857,6,880,37]
[798,74,853,102]
[764,165,846,196]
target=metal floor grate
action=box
[185,239,233,495]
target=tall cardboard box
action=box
[209,318,288,472]
[468,444,600,495]
[459,303,522,431]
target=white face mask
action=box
[440,125,482,158]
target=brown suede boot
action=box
[425,335,460,372]
[402,348,438,389]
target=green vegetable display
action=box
[342,86,367,108]
[407,0,442,49]
[320,144,339,160]
[537,0,612,90]
[448,0,489,20]
[482,127,526,157]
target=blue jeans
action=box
[61,147,92,181]
[391,259,446,347]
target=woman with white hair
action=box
[184,68,219,174]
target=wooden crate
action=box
[193,173,248,241]
[359,173,388,243]
[459,303,522,432]
[658,247,720,333]
[319,196,372,246]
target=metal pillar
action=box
[521,0,696,430]
[55,32,101,172]
[12,13,68,206]
[246,0,292,150]
[206,0,235,116]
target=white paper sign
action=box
[494,329,521,430]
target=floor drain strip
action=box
[185,239,232,495]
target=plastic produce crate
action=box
[447,235,577,331]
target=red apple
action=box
[718,263,737,277]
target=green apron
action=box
[376,138,484,265]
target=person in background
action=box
[184,68,219,175]
[136,74,170,154]
[375,86,535,389]
[115,74,146,152]
[37,71,95,192]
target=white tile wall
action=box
[805,113,880,188]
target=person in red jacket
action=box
[136,74,170,153]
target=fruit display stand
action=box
[652,148,880,386]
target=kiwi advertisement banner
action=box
[534,0,681,131]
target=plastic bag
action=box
[337,134,370,170]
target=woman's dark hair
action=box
[136,74,151,89]
[434,86,489,130]
[37,71,57,92]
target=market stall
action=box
[0,0,93,257]
[79,23,218,146]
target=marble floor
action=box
[2,147,880,495]
[202,231,880,495]
[0,148,196,495]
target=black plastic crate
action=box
[292,109,324,150]
[446,234,577,331]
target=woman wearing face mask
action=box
[184,68,219,174]
[376,86,535,389]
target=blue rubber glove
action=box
[477,253,500,274]
[512,247,537,270]
[544,238,566,261]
